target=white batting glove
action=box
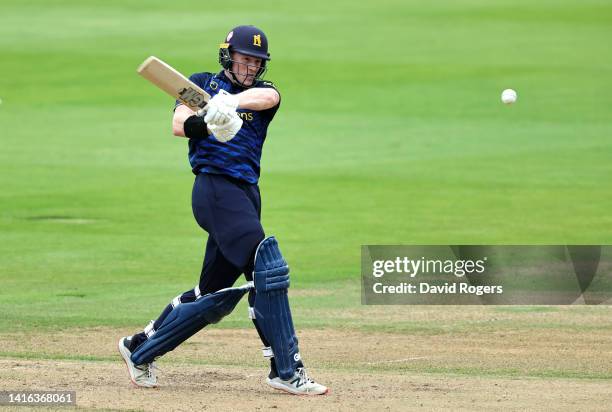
[204,102,231,126]
[204,90,239,126]
[213,89,239,110]
[209,111,243,143]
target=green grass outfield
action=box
[1,0,611,334]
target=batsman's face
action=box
[231,52,262,86]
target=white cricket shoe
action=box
[118,336,158,388]
[266,367,328,395]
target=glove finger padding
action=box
[209,113,243,143]
[213,112,231,126]
[204,104,219,124]
[205,102,234,127]
[205,90,240,128]
[217,108,233,126]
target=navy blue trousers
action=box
[192,173,265,289]
[129,173,266,350]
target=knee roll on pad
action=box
[253,236,300,380]
[131,283,252,365]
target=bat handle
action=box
[195,107,207,117]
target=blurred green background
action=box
[1,0,611,331]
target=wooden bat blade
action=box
[137,56,211,111]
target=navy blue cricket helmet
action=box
[219,25,270,81]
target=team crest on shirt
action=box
[253,34,262,47]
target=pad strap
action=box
[144,320,156,338]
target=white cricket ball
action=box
[501,89,517,105]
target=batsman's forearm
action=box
[172,105,195,137]
[236,88,280,111]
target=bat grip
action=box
[195,106,208,117]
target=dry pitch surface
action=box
[1,306,611,411]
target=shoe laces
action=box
[296,367,314,384]
[136,362,160,379]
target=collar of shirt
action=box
[215,70,251,93]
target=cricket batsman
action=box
[118,25,328,395]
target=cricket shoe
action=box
[266,367,328,395]
[118,336,158,388]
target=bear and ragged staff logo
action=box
[253,34,262,47]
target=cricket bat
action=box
[137,56,210,113]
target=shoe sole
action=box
[266,378,329,396]
[117,337,157,388]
